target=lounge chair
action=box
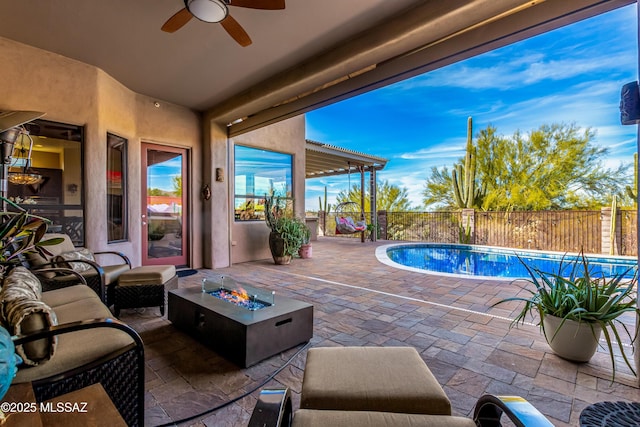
[22,233,131,304]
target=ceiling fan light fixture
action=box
[185,0,228,23]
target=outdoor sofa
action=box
[2,266,144,426]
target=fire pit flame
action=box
[202,276,273,311]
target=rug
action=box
[176,269,198,278]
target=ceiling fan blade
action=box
[229,0,285,10]
[161,8,193,33]
[220,15,252,47]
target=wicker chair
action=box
[22,233,132,304]
[10,268,146,427]
[13,319,145,426]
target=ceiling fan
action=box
[161,0,285,47]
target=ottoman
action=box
[114,265,177,316]
[300,346,451,415]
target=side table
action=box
[580,401,640,427]
[3,382,127,426]
[2,382,40,427]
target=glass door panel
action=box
[141,143,188,266]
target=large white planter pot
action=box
[635,313,640,387]
[542,315,602,362]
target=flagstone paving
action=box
[119,237,639,427]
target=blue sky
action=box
[305,4,639,210]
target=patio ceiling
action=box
[0,1,633,135]
[305,140,387,179]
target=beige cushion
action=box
[0,267,57,366]
[53,250,131,286]
[292,410,476,427]
[26,233,76,266]
[38,238,130,285]
[47,291,112,324]
[41,285,98,308]
[301,347,451,415]
[101,264,132,285]
[118,265,176,286]
[13,293,134,383]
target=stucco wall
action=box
[229,115,306,264]
[0,36,202,267]
[201,120,231,269]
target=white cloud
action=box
[467,79,631,134]
[398,141,465,160]
[380,170,428,208]
[395,51,636,92]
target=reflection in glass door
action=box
[141,143,188,266]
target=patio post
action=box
[633,1,640,387]
[360,165,365,243]
[377,210,387,240]
[369,166,377,241]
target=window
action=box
[107,133,128,242]
[234,145,292,221]
[9,120,85,245]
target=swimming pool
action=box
[376,243,638,280]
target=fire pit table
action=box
[168,277,313,367]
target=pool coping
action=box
[374,242,638,282]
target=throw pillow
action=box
[0,267,57,366]
[54,248,96,273]
[1,266,42,299]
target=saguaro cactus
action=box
[452,116,478,208]
[318,186,332,213]
[318,186,331,235]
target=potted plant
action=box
[492,253,639,381]
[298,224,312,259]
[264,195,306,265]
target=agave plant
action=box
[0,196,63,271]
[493,252,639,381]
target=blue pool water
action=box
[381,243,638,280]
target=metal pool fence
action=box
[317,209,638,256]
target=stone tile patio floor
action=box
[119,237,639,427]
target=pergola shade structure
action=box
[305,140,388,241]
[305,139,387,179]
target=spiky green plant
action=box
[492,253,639,381]
[452,116,480,208]
[318,186,332,213]
[458,220,472,244]
[625,152,637,203]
